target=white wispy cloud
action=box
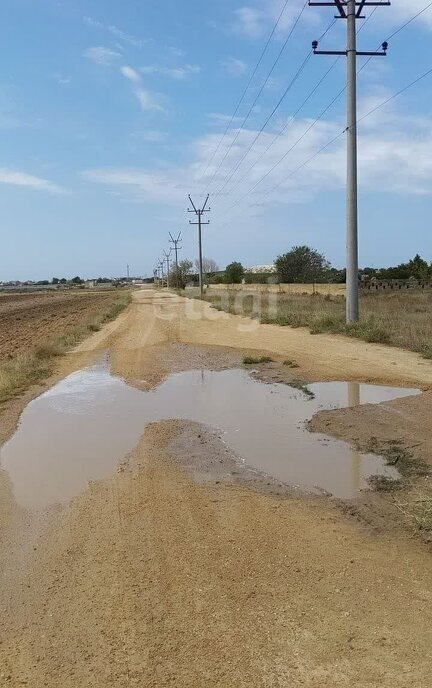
[85,46,122,66]
[52,73,71,85]
[390,1,432,28]
[0,169,65,193]
[140,64,201,80]
[81,168,187,204]
[232,1,319,38]
[81,93,432,212]
[121,65,141,84]
[221,58,248,76]
[83,16,147,47]
[207,113,244,126]
[233,7,263,38]
[239,0,432,39]
[120,65,165,112]
[136,89,165,112]
[168,46,187,58]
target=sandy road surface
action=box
[1,289,432,687]
[84,290,432,388]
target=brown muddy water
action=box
[0,360,419,509]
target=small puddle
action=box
[0,361,419,509]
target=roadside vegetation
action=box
[198,290,432,359]
[0,291,131,405]
[361,438,432,536]
[242,355,273,365]
[170,245,432,357]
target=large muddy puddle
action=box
[0,360,419,509]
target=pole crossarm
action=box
[169,232,183,282]
[311,0,390,56]
[313,45,388,56]
[188,195,211,297]
[308,1,390,20]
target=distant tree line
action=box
[198,248,432,285]
[36,251,432,291]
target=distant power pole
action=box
[188,195,210,297]
[163,249,172,289]
[310,0,389,322]
[158,260,165,287]
[127,264,130,280]
[169,232,182,270]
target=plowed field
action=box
[0,291,127,359]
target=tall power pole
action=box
[163,249,172,289]
[169,232,182,270]
[127,264,130,280]
[188,195,210,297]
[310,0,390,322]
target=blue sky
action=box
[1,0,432,280]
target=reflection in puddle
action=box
[0,362,419,509]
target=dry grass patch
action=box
[199,290,432,358]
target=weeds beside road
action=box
[198,290,432,359]
[0,290,131,405]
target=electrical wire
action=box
[198,0,293,186]
[212,7,379,204]
[217,63,432,227]
[386,2,432,42]
[213,52,313,197]
[205,1,309,191]
[214,1,432,218]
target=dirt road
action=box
[1,289,431,687]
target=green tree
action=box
[71,276,83,284]
[171,259,193,289]
[406,254,430,280]
[225,262,245,284]
[275,246,330,284]
[378,254,431,281]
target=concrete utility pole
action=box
[169,232,182,271]
[188,195,210,297]
[309,0,390,322]
[127,264,130,280]
[158,260,165,287]
[163,249,172,289]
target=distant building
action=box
[245,264,276,274]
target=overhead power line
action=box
[205,1,309,191]
[213,7,380,206]
[214,1,432,219]
[218,85,346,216]
[220,56,340,201]
[197,0,292,185]
[213,51,313,198]
[386,2,432,41]
[217,63,432,228]
[263,65,432,198]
